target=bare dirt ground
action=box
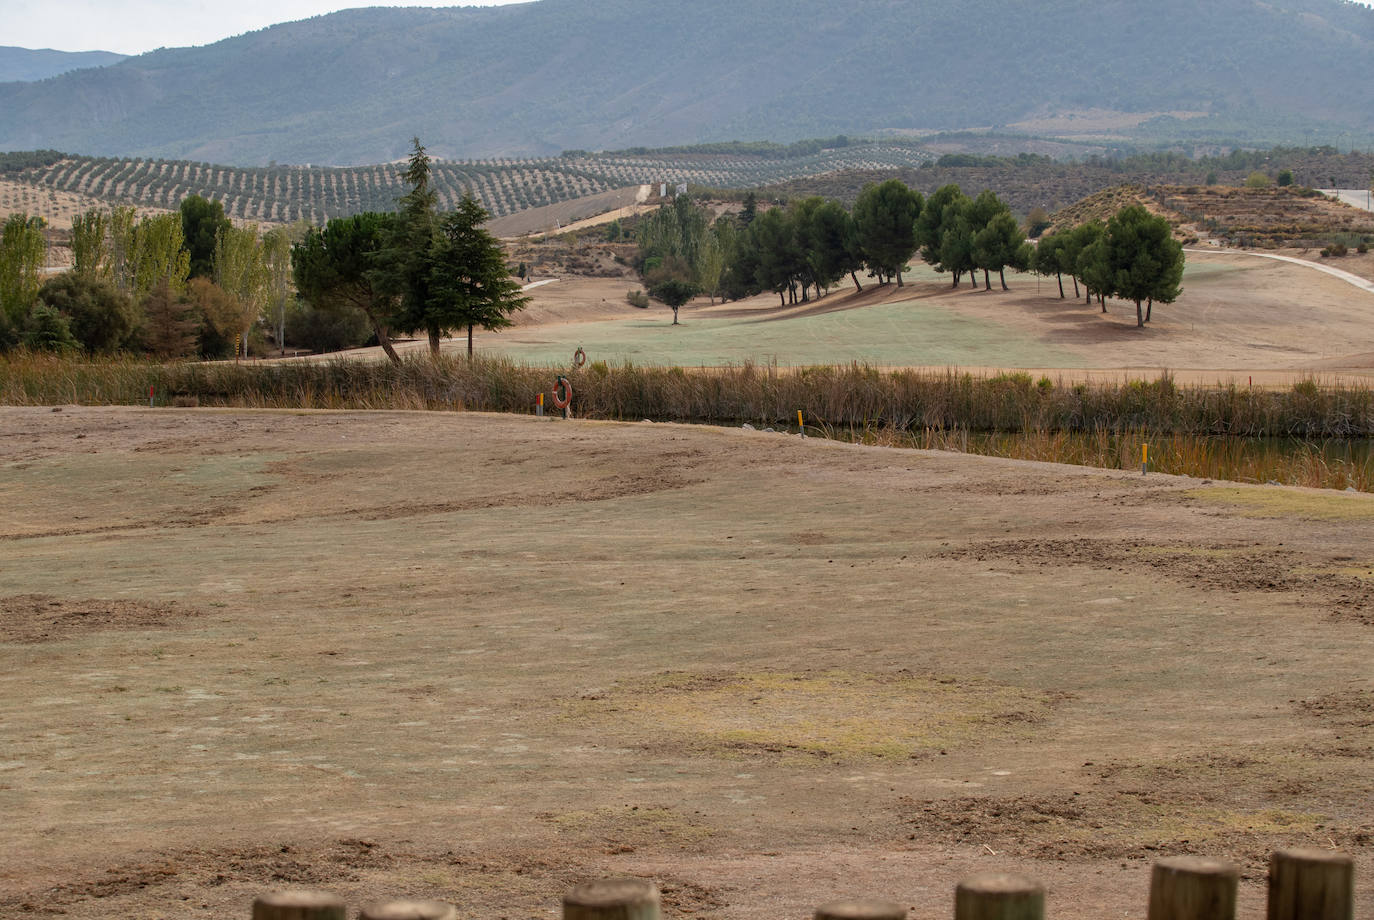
[2,406,1371,919]
[487,186,653,239]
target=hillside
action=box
[0,0,1371,165]
[0,46,126,83]
[1048,184,1374,249]
[6,145,1374,245]
[0,142,934,225]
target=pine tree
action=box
[852,179,922,286]
[427,196,529,357]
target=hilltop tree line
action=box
[0,139,528,360]
[636,179,1183,327]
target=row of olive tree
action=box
[292,138,528,363]
[1030,206,1184,327]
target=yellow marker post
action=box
[797,409,805,437]
[1142,443,1149,476]
[536,391,544,417]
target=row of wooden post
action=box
[252,848,1355,920]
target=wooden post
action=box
[1267,848,1354,920]
[563,878,660,920]
[815,899,907,920]
[1147,856,1239,920]
[252,890,347,920]
[358,900,458,920]
[955,873,1044,920]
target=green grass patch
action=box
[488,297,1080,369]
[1182,485,1374,520]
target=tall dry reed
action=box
[5,354,1374,439]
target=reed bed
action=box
[4,353,1374,491]
[838,425,1374,492]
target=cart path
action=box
[1185,247,1374,296]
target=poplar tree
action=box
[131,213,191,301]
[214,223,268,356]
[71,208,111,281]
[261,227,293,355]
[0,213,47,322]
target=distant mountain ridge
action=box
[0,0,1371,166]
[0,46,127,83]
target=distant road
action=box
[1184,247,1374,296]
[1317,188,1373,212]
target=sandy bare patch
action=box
[0,594,196,643]
[2,407,1372,918]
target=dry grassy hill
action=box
[1050,184,1374,248]
[1151,185,1374,246]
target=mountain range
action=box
[0,46,126,83]
[0,0,1371,166]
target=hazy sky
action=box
[3,0,534,56]
[7,0,1373,55]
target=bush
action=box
[1245,171,1273,189]
[284,299,373,354]
[1359,243,1369,254]
[36,274,136,353]
[22,304,80,352]
[0,308,17,352]
[626,289,650,308]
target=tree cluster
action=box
[0,139,526,362]
[1,197,296,358]
[292,138,528,363]
[1030,206,1184,327]
[634,179,1183,330]
[637,179,1034,319]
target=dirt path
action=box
[0,407,1370,919]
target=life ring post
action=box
[553,375,573,419]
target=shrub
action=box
[285,299,372,354]
[1359,243,1369,254]
[0,307,17,352]
[1245,171,1273,189]
[22,304,80,352]
[626,289,650,308]
[37,274,136,353]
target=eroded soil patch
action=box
[0,837,724,918]
[902,750,1374,870]
[0,594,197,643]
[941,539,1374,621]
